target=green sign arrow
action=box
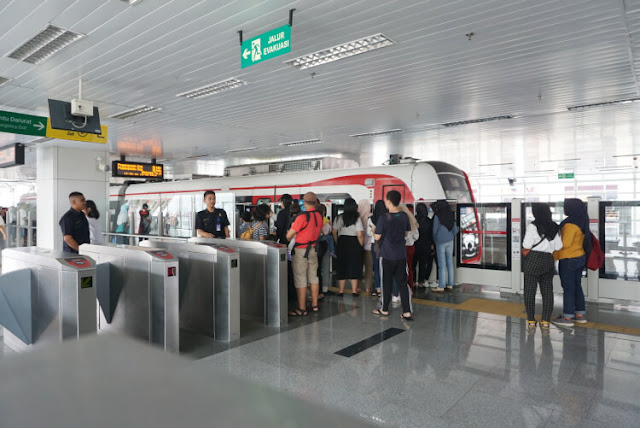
[558,172,575,179]
[241,24,291,68]
[0,110,48,137]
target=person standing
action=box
[358,199,373,295]
[59,192,90,253]
[250,204,273,241]
[432,200,458,292]
[522,203,563,330]
[287,192,323,315]
[553,198,591,327]
[83,200,104,245]
[367,200,388,297]
[275,194,292,244]
[332,198,364,297]
[400,204,419,291]
[138,203,151,236]
[372,190,413,321]
[413,203,435,288]
[196,190,230,238]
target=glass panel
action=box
[164,194,194,238]
[458,204,510,269]
[602,202,640,281]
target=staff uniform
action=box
[195,208,229,238]
[59,208,90,253]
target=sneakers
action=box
[552,315,574,328]
[574,315,587,324]
[391,295,400,303]
[429,281,439,288]
[433,287,445,292]
[445,286,453,291]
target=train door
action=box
[382,184,407,202]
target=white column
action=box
[511,198,523,293]
[586,197,601,301]
[37,146,109,251]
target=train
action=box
[108,161,481,264]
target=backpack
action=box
[586,232,605,271]
[241,222,260,240]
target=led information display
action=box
[112,161,164,179]
[0,143,25,168]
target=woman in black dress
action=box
[332,198,364,296]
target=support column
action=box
[37,146,109,251]
[510,199,523,293]
[586,197,601,301]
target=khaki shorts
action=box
[292,246,319,288]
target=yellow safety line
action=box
[329,287,640,336]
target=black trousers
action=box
[381,258,412,313]
[412,246,434,283]
[523,251,555,322]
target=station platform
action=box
[1,283,638,427]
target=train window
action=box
[439,174,472,203]
[256,198,271,205]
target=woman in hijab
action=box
[358,199,373,295]
[367,200,388,296]
[332,198,364,296]
[115,203,129,244]
[522,203,563,330]
[553,198,591,327]
[413,203,435,288]
[432,200,458,292]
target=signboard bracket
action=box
[238,30,243,45]
[289,8,295,26]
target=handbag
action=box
[522,235,545,257]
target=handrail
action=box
[102,232,189,243]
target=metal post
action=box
[27,211,33,247]
[158,211,164,237]
[129,208,135,246]
[587,197,601,302]
[510,199,522,294]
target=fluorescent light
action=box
[121,0,143,4]
[177,78,247,99]
[442,115,514,127]
[568,98,640,111]
[279,139,323,147]
[8,24,84,65]
[110,105,161,120]
[0,77,10,87]
[539,158,580,163]
[285,33,394,70]
[478,162,513,167]
[225,147,258,153]
[350,129,402,138]
[612,153,640,158]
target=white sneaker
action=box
[391,295,400,303]
[429,281,438,288]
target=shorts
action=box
[292,246,319,288]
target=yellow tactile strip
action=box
[328,287,640,336]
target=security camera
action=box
[508,178,516,186]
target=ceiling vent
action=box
[8,24,84,65]
[350,128,402,138]
[285,33,394,70]
[442,115,514,127]
[0,77,10,87]
[177,78,247,99]
[109,105,161,120]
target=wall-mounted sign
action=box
[112,161,163,179]
[0,143,25,168]
[558,172,575,179]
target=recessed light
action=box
[567,98,640,111]
[225,147,258,153]
[279,139,323,147]
[285,34,394,70]
[442,115,514,127]
[109,106,161,120]
[8,24,84,65]
[177,78,247,99]
[350,129,402,138]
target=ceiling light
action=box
[596,166,635,171]
[539,158,580,163]
[121,0,143,4]
[279,139,323,147]
[0,77,10,87]
[478,162,513,167]
[568,98,640,111]
[225,147,258,153]
[350,129,402,138]
[612,153,640,158]
[285,33,394,70]
[442,115,514,127]
[109,105,161,120]
[8,24,84,65]
[177,78,247,99]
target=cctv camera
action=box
[508,178,516,186]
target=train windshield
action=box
[438,173,472,203]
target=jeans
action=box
[371,245,381,291]
[558,256,586,318]
[437,240,454,288]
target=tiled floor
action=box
[193,289,640,427]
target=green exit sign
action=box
[241,25,291,68]
[558,173,575,179]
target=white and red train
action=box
[109,161,480,263]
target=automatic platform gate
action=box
[0,247,97,351]
[79,244,179,352]
[140,240,241,342]
[189,237,288,327]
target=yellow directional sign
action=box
[46,122,107,144]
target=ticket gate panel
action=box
[239,251,266,322]
[0,247,97,352]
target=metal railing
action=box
[102,232,189,246]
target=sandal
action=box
[352,293,359,297]
[527,320,537,328]
[372,309,389,316]
[400,313,414,321]
[288,308,308,317]
[310,305,319,312]
[370,290,379,297]
[540,321,550,329]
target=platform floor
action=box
[1,284,639,427]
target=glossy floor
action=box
[195,291,640,427]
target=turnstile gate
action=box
[140,240,240,342]
[79,244,179,352]
[0,247,97,351]
[189,237,288,327]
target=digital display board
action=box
[112,161,163,179]
[0,143,25,168]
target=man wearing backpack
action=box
[286,192,323,316]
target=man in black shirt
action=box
[196,190,230,238]
[59,191,90,253]
[275,194,292,244]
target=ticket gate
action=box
[140,240,240,342]
[0,247,97,351]
[79,244,179,352]
[188,238,288,327]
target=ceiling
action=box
[1,0,640,182]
